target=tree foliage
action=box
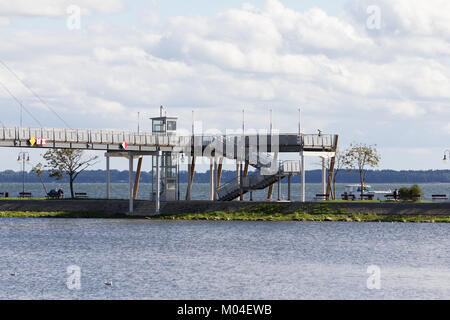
[344,143,381,199]
[399,184,424,201]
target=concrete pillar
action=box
[213,158,218,201]
[128,155,134,214]
[209,158,214,201]
[301,153,306,202]
[156,151,161,214]
[106,154,110,200]
[322,157,326,197]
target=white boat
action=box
[343,184,392,200]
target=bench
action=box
[384,194,398,201]
[314,194,329,201]
[341,194,356,201]
[75,192,89,199]
[18,192,32,198]
[361,194,375,201]
[0,192,8,198]
[432,194,448,201]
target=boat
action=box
[343,184,392,200]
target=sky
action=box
[0,0,449,172]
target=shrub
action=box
[399,184,424,201]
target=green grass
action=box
[153,204,450,223]
[1,203,449,223]
[0,211,131,219]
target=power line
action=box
[0,60,71,128]
[0,78,43,127]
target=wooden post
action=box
[326,135,339,200]
[267,184,274,200]
[186,156,196,200]
[216,157,223,190]
[133,156,143,200]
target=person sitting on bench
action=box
[393,189,399,201]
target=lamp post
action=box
[443,150,450,164]
[17,152,30,196]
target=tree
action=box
[42,149,98,198]
[344,143,380,200]
[399,184,424,201]
[31,163,48,196]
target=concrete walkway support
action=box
[301,152,306,202]
[209,158,215,201]
[322,157,327,197]
[128,155,134,214]
[106,153,110,200]
[155,151,161,214]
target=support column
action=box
[327,155,336,200]
[239,163,244,201]
[128,155,134,215]
[106,153,110,200]
[267,184,274,200]
[156,151,161,214]
[301,152,306,203]
[209,158,214,201]
[133,156,143,200]
[186,156,196,201]
[236,162,241,201]
[213,157,218,201]
[216,157,223,191]
[326,135,339,200]
[277,174,281,201]
[322,157,326,198]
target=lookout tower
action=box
[151,106,179,202]
[151,105,178,136]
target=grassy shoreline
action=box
[2,203,450,223]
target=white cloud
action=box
[0,0,125,17]
[0,0,449,169]
[0,17,10,25]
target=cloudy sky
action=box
[0,0,449,171]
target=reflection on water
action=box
[0,219,449,300]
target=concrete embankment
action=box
[1,199,450,216]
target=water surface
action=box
[0,219,449,300]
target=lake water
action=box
[0,219,449,300]
[1,182,449,201]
